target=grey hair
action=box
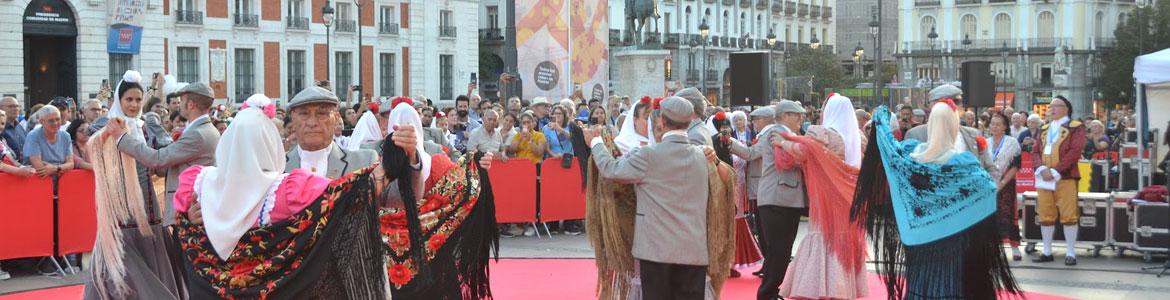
[36,104,61,119]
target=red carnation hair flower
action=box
[714,111,727,121]
[652,97,664,110]
[391,96,413,109]
[368,101,380,114]
[640,96,652,105]
[938,98,958,111]
[976,136,988,153]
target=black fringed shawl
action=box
[381,151,499,300]
[175,165,387,300]
[851,106,1021,300]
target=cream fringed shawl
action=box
[585,137,737,300]
[88,131,154,298]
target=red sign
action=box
[1017,155,1036,193]
[118,27,134,43]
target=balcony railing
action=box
[915,0,941,6]
[1094,37,1116,48]
[609,29,622,45]
[955,0,981,5]
[772,0,782,12]
[810,5,821,18]
[176,10,202,25]
[440,26,457,38]
[1027,38,1065,49]
[757,0,768,9]
[286,17,309,30]
[664,33,681,48]
[723,0,735,5]
[785,2,796,15]
[233,13,258,27]
[687,72,700,82]
[798,4,809,17]
[479,28,501,40]
[823,7,832,19]
[706,70,720,81]
[740,0,751,7]
[989,0,1016,3]
[381,23,400,35]
[335,20,356,32]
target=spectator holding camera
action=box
[543,104,575,159]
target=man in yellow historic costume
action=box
[1032,95,1087,266]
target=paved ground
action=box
[3,221,1169,298]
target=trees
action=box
[784,47,847,104]
[1101,1,1170,107]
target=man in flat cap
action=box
[728,100,807,300]
[904,84,998,175]
[744,106,775,255]
[583,96,717,300]
[107,82,219,226]
[674,87,713,146]
[285,86,388,179]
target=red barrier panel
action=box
[0,174,55,260]
[57,170,97,255]
[1018,155,1036,193]
[488,160,538,223]
[540,161,587,222]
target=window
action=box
[337,2,352,21]
[177,47,200,83]
[1038,63,1052,85]
[335,52,353,102]
[288,0,303,18]
[757,15,763,38]
[960,15,977,40]
[739,12,746,35]
[785,25,791,43]
[236,0,253,15]
[994,13,1012,40]
[684,6,691,34]
[440,55,453,100]
[234,49,255,101]
[380,53,396,96]
[921,16,936,41]
[441,10,453,28]
[287,50,306,97]
[381,6,397,25]
[486,6,498,28]
[687,52,695,71]
[177,0,195,11]
[798,26,804,44]
[722,11,729,37]
[1037,11,1055,39]
[664,13,672,34]
[1094,11,1104,38]
[109,54,133,88]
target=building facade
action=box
[894,0,1133,114]
[608,0,836,104]
[4,0,478,110]
[835,0,897,62]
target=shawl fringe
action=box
[89,129,153,298]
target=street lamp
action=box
[869,6,884,106]
[927,26,938,89]
[322,1,335,80]
[810,33,820,50]
[853,42,864,79]
[1000,41,1010,109]
[767,30,777,48]
[700,18,709,94]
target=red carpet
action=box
[0,259,1075,299]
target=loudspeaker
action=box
[961,61,995,107]
[730,52,770,106]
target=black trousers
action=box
[756,205,803,300]
[639,259,707,300]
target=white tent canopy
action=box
[1135,48,1170,84]
[1132,48,1170,189]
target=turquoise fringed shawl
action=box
[870,107,997,246]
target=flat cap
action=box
[749,106,774,118]
[660,96,693,123]
[674,87,706,115]
[176,82,215,99]
[913,108,926,116]
[288,86,340,109]
[530,97,551,106]
[928,84,963,102]
[774,100,807,114]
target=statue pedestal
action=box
[613,50,669,98]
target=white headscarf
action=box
[109,70,146,140]
[387,100,432,184]
[614,102,649,153]
[822,94,864,168]
[196,94,285,259]
[345,110,383,151]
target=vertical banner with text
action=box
[569,0,608,101]
[107,0,146,54]
[516,0,570,100]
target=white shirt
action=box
[185,114,210,135]
[1043,116,1070,155]
[298,143,333,177]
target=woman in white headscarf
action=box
[612,97,652,154]
[346,110,385,151]
[171,94,392,299]
[776,94,869,300]
[84,70,182,300]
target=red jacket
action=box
[1032,119,1087,180]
